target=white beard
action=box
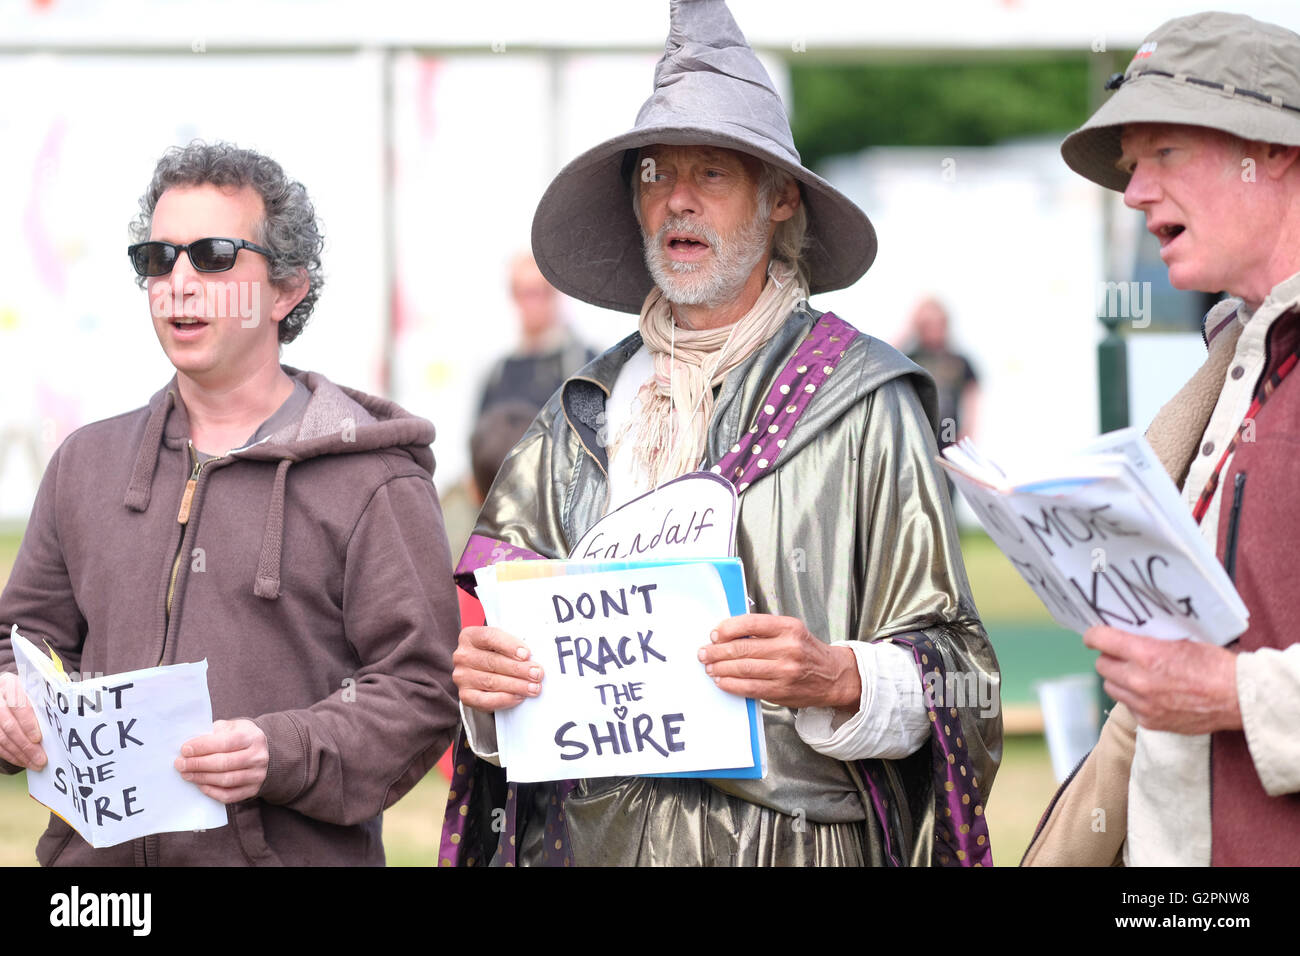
[642,208,769,309]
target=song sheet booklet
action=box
[939,427,1248,645]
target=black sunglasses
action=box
[127,237,272,277]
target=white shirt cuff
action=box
[1237,644,1300,796]
[794,640,930,761]
[460,700,502,767]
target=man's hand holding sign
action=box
[454,474,892,786]
[453,474,858,783]
[702,614,862,713]
[2,661,269,806]
[9,627,228,848]
[174,719,270,804]
[452,627,544,713]
[0,670,46,770]
[456,612,860,714]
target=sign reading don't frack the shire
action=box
[476,558,762,783]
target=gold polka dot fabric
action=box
[711,313,857,491]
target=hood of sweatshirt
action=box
[123,366,437,600]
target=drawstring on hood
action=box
[123,367,437,602]
[125,388,176,513]
[254,458,292,600]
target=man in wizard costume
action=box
[441,0,1001,866]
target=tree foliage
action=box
[789,58,1096,166]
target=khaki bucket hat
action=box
[530,0,876,315]
[1062,11,1300,192]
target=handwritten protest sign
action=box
[1006,481,1242,640]
[477,559,762,783]
[942,428,1248,644]
[569,473,737,561]
[10,626,228,848]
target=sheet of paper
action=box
[1079,429,1247,617]
[1011,475,1244,642]
[11,627,228,848]
[951,464,1247,643]
[945,469,1099,633]
[489,559,759,782]
[569,472,738,561]
[943,429,1248,645]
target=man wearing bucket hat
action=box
[440,0,1000,867]
[1027,11,1300,866]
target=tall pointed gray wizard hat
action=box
[531,0,877,315]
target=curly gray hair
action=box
[129,141,324,344]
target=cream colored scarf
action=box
[618,262,806,489]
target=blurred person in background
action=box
[903,296,980,448]
[477,252,596,415]
[439,400,538,559]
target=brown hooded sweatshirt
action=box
[0,367,461,866]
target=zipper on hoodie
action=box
[163,442,222,656]
[1223,472,1246,584]
[147,441,223,866]
[141,443,208,868]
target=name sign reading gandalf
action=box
[569,473,738,562]
[475,558,763,783]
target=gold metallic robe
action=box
[459,305,1002,866]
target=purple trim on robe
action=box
[438,722,580,866]
[888,634,994,867]
[534,780,578,867]
[856,763,904,866]
[438,731,476,866]
[711,312,858,490]
[454,532,546,579]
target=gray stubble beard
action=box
[642,207,769,308]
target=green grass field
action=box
[0,525,1076,866]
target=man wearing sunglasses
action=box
[0,142,461,866]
